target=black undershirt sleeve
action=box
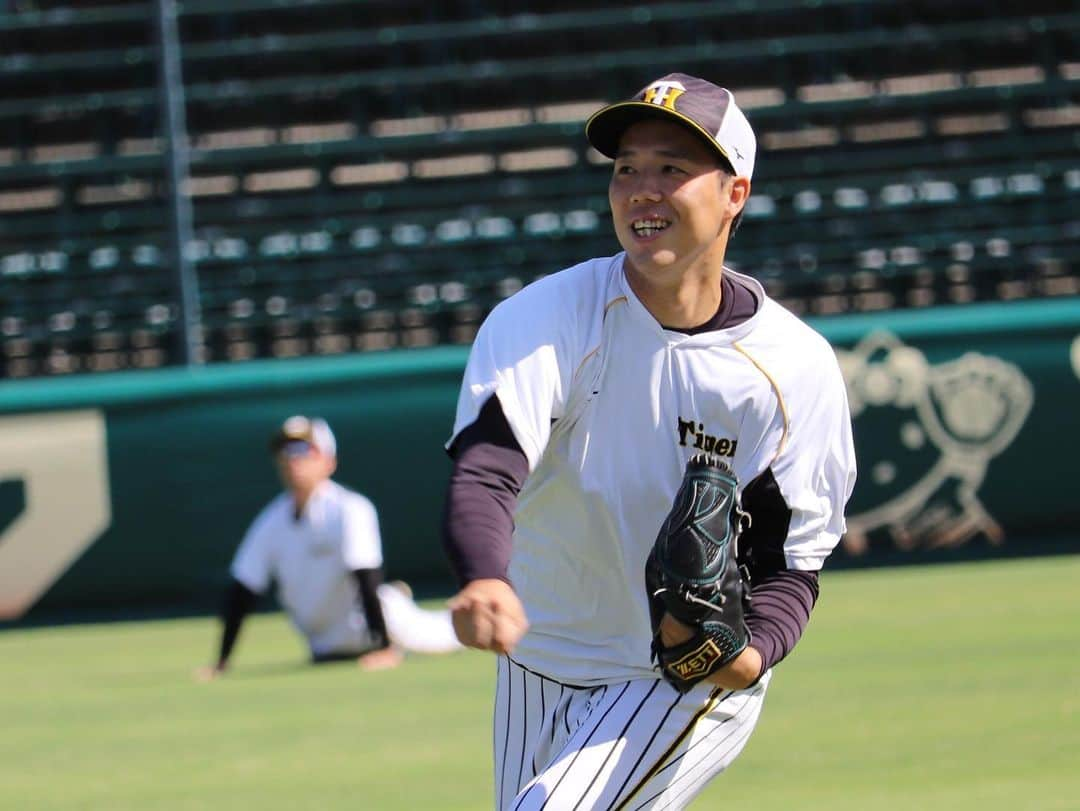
[745,569,820,678]
[217,578,259,667]
[442,394,530,586]
[737,467,823,679]
[352,568,391,649]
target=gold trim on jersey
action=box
[573,295,627,381]
[732,341,790,466]
[605,295,628,313]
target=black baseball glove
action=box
[645,453,751,693]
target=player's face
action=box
[276,443,334,493]
[608,119,748,280]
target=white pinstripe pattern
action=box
[494,658,769,810]
[625,691,762,810]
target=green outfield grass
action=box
[1,555,1077,810]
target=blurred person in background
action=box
[196,415,461,681]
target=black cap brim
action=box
[269,428,311,453]
[585,101,736,173]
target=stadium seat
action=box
[1,0,1075,375]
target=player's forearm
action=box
[443,446,521,583]
[352,568,391,649]
[442,395,529,585]
[706,646,764,690]
[743,568,819,675]
[663,569,819,690]
[217,578,258,668]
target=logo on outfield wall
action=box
[836,332,1033,554]
[0,410,112,619]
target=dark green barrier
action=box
[1,299,1078,620]
[0,348,470,620]
[824,299,1080,565]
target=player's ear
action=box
[727,176,750,217]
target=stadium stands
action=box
[1,0,1077,376]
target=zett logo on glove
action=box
[668,639,723,681]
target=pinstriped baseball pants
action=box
[494,657,770,810]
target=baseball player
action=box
[442,74,856,809]
[197,415,461,681]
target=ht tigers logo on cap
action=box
[642,80,686,110]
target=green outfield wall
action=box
[2,298,1079,621]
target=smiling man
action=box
[442,74,856,809]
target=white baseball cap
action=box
[269,415,337,458]
[585,72,757,180]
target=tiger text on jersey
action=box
[676,417,737,457]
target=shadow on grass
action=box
[226,659,315,680]
[228,653,386,680]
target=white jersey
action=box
[231,480,383,656]
[450,254,856,685]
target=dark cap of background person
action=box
[269,415,337,458]
[585,72,756,180]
